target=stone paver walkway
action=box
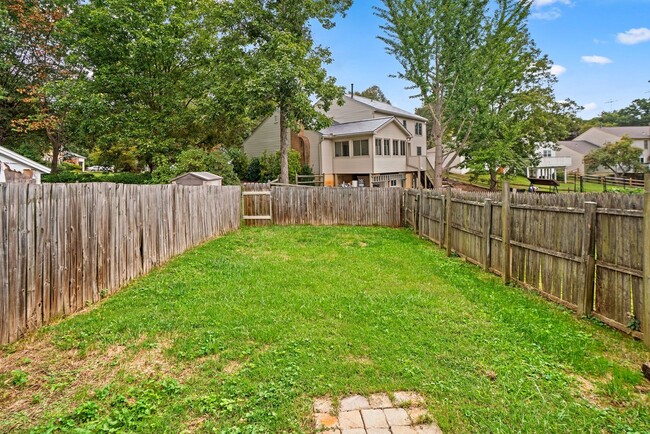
[313,392,442,434]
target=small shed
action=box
[170,172,223,186]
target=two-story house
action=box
[527,126,650,178]
[242,94,428,187]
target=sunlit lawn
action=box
[1,226,649,433]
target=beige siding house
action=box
[242,95,429,187]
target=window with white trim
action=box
[375,138,382,155]
[417,146,422,156]
[384,139,390,155]
[402,120,407,129]
[353,139,369,156]
[415,123,423,135]
[541,149,552,157]
[400,140,406,156]
[393,139,399,156]
[335,141,349,157]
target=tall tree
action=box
[584,135,645,176]
[376,0,576,189]
[593,98,650,127]
[2,0,76,170]
[355,85,391,103]
[234,0,350,183]
[62,0,244,171]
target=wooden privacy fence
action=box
[243,184,403,227]
[406,185,648,341]
[0,183,241,345]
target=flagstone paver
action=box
[384,408,410,426]
[315,412,338,429]
[340,395,371,411]
[360,409,388,428]
[312,392,441,434]
[314,397,334,414]
[339,411,365,429]
[368,393,392,409]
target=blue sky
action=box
[311,0,650,120]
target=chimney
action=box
[350,83,354,98]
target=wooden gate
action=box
[242,183,272,226]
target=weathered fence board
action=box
[405,187,646,339]
[0,183,240,344]
[269,186,403,227]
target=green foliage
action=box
[355,85,391,103]
[249,150,306,183]
[224,147,250,181]
[584,135,645,176]
[151,147,239,185]
[231,0,350,182]
[43,169,153,184]
[376,0,579,189]
[592,98,650,126]
[11,369,28,387]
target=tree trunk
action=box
[429,101,444,189]
[279,110,289,184]
[489,169,498,191]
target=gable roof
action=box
[558,140,599,155]
[319,117,413,138]
[347,95,428,122]
[171,171,223,182]
[597,126,650,139]
[0,146,51,173]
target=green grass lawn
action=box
[1,226,649,433]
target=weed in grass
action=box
[11,370,28,387]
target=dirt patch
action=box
[223,360,243,374]
[0,335,189,431]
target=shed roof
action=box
[319,116,412,138]
[171,171,223,182]
[0,145,51,173]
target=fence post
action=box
[501,182,511,285]
[439,193,445,248]
[483,199,493,272]
[578,201,597,317]
[580,175,584,193]
[643,174,650,348]
[603,177,607,192]
[445,186,452,257]
[419,189,425,236]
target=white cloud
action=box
[532,0,571,7]
[617,28,650,45]
[550,64,566,76]
[583,102,598,111]
[531,8,561,20]
[581,55,613,65]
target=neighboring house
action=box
[527,126,650,177]
[171,172,223,186]
[62,151,87,172]
[0,146,51,184]
[242,94,430,187]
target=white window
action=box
[353,140,369,156]
[415,123,423,136]
[390,179,398,187]
[400,140,406,156]
[384,139,390,155]
[416,146,422,156]
[402,120,407,129]
[541,149,552,157]
[335,141,349,157]
[375,138,382,155]
[393,139,399,156]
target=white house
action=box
[171,172,223,186]
[0,146,51,184]
[242,94,430,187]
